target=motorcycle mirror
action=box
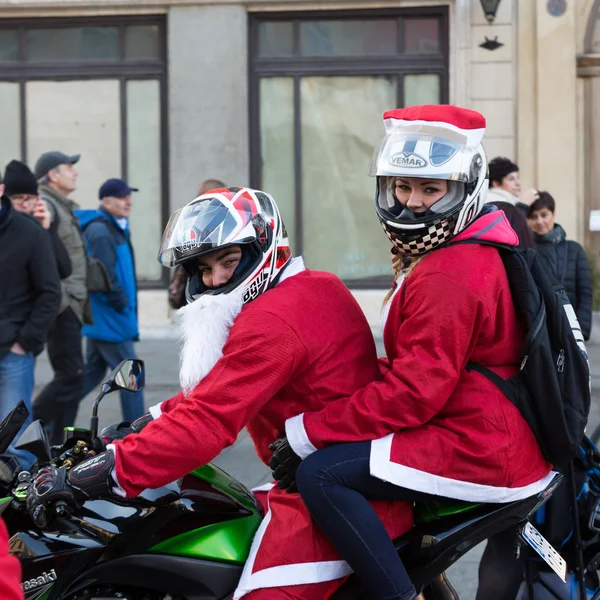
[107,359,145,394]
[14,420,52,466]
[90,359,145,442]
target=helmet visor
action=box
[369,131,480,182]
[158,197,253,267]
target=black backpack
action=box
[457,240,591,466]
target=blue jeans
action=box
[296,441,437,600]
[0,351,35,469]
[82,338,145,423]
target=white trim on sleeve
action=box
[148,402,163,420]
[285,413,318,460]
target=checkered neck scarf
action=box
[384,214,457,256]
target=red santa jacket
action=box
[0,518,23,600]
[111,265,413,598]
[285,211,554,503]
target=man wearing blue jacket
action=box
[76,178,144,424]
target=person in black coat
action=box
[527,191,592,340]
[0,184,61,468]
[3,160,71,279]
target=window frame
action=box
[0,14,169,288]
[249,6,449,288]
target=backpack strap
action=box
[450,238,516,253]
[465,361,515,395]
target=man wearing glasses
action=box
[3,160,71,279]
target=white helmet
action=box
[158,187,292,304]
[370,105,489,255]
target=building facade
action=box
[0,0,598,330]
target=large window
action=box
[250,8,449,286]
[0,17,167,285]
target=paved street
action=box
[31,315,600,599]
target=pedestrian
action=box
[3,160,71,279]
[32,150,88,445]
[168,177,226,310]
[0,169,61,467]
[76,178,144,423]
[486,156,540,215]
[528,191,592,340]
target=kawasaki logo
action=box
[22,569,57,592]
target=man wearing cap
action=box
[76,178,144,423]
[33,151,88,444]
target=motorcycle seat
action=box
[414,499,481,524]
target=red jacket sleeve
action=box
[0,518,23,600]
[113,311,306,496]
[292,273,490,451]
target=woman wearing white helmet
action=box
[271,105,553,600]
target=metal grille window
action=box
[250,8,449,287]
[0,16,168,285]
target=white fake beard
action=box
[178,287,244,396]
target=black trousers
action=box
[33,307,84,445]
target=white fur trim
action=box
[233,486,352,599]
[148,402,163,419]
[285,413,318,459]
[252,483,276,493]
[370,434,557,503]
[178,287,244,395]
[106,444,127,498]
[384,117,485,146]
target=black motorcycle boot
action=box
[422,572,459,600]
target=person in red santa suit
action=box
[25,186,414,600]
[269,105,556,600]
[0,516,23,600]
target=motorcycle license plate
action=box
[521,521,567,582]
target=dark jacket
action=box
[77,207,139,343]
[0,196,61,359]
[534,224,593,340]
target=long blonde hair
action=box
[382,250,424,306]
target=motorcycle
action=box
[0,359,566,600]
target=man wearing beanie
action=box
[485,156,540,215]
[0,164,61,468]
[32,150,88,445]
[4,160,71,279]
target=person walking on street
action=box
[528,191,593,340]
[3,160,71,279]
[32,151,88,445]
[0,171,61,467]
[76,178,144,423]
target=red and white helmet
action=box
[370,105,489,255]
[158,187,292,304]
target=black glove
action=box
[269,437,302,493]
[100,412,153,444]
[27,451,116,528]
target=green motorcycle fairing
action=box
[149,463,262,564]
